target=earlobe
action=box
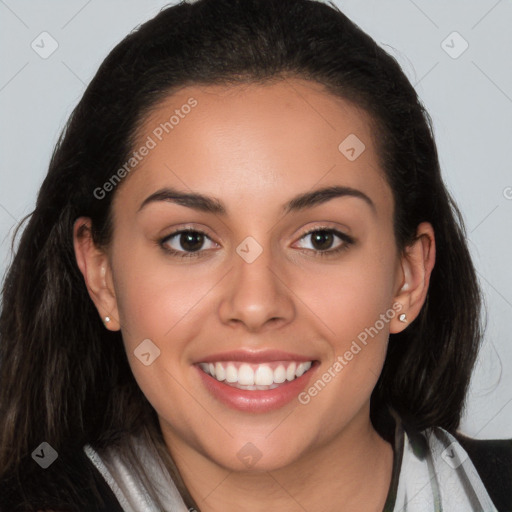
[73,217,121,331]
[390,222,436,334]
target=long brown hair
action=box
[0,0,482,509]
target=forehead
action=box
[114,79,391,218]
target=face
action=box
[76,79,427,474]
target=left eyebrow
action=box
[283,185,376,215]
[137,185,376,215]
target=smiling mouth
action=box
[198,360,314,390]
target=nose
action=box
[217,244,296,333]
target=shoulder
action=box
[392,418,511,512]
[0,447,123,512]
[454,432,512,512]
[421,426,512,511]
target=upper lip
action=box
[196,350,315,364]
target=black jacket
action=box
[1,434,511,511]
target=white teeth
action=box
[254,365,274,386]
[238,364,254,385]
[199,360,313,387]
[226,363,238,383]
[295,361,312,377]
[215,362,226,381]
[273,365,286,384]
[286,362,296,381]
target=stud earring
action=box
[104,316,111,323]
[399,313,407,323]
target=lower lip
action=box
[196,363,318,413]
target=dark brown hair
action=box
[0,0,482,509]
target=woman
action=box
[0,0,510,510]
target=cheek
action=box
[289,243,397,414]
[111,244,220,348]
[110,251,219,426]
[291,241,398,348]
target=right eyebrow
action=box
[138,187,226,215]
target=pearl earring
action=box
[399,313,407,323]
[104,316,111,323]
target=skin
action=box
[74,79,435,512]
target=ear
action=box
[390,222,436,334]
[73,217,120,331]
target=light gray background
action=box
[0,0,511,438]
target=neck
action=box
[164,407,394,512]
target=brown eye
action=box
[295,228,354,256]
[309,230,335,250]
[161,229,217,256]
[179,231,205,252]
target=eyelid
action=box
[291,222,354,243]
[298,225,351,239]
[158,223,217,243]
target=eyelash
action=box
[158,227,354,259]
